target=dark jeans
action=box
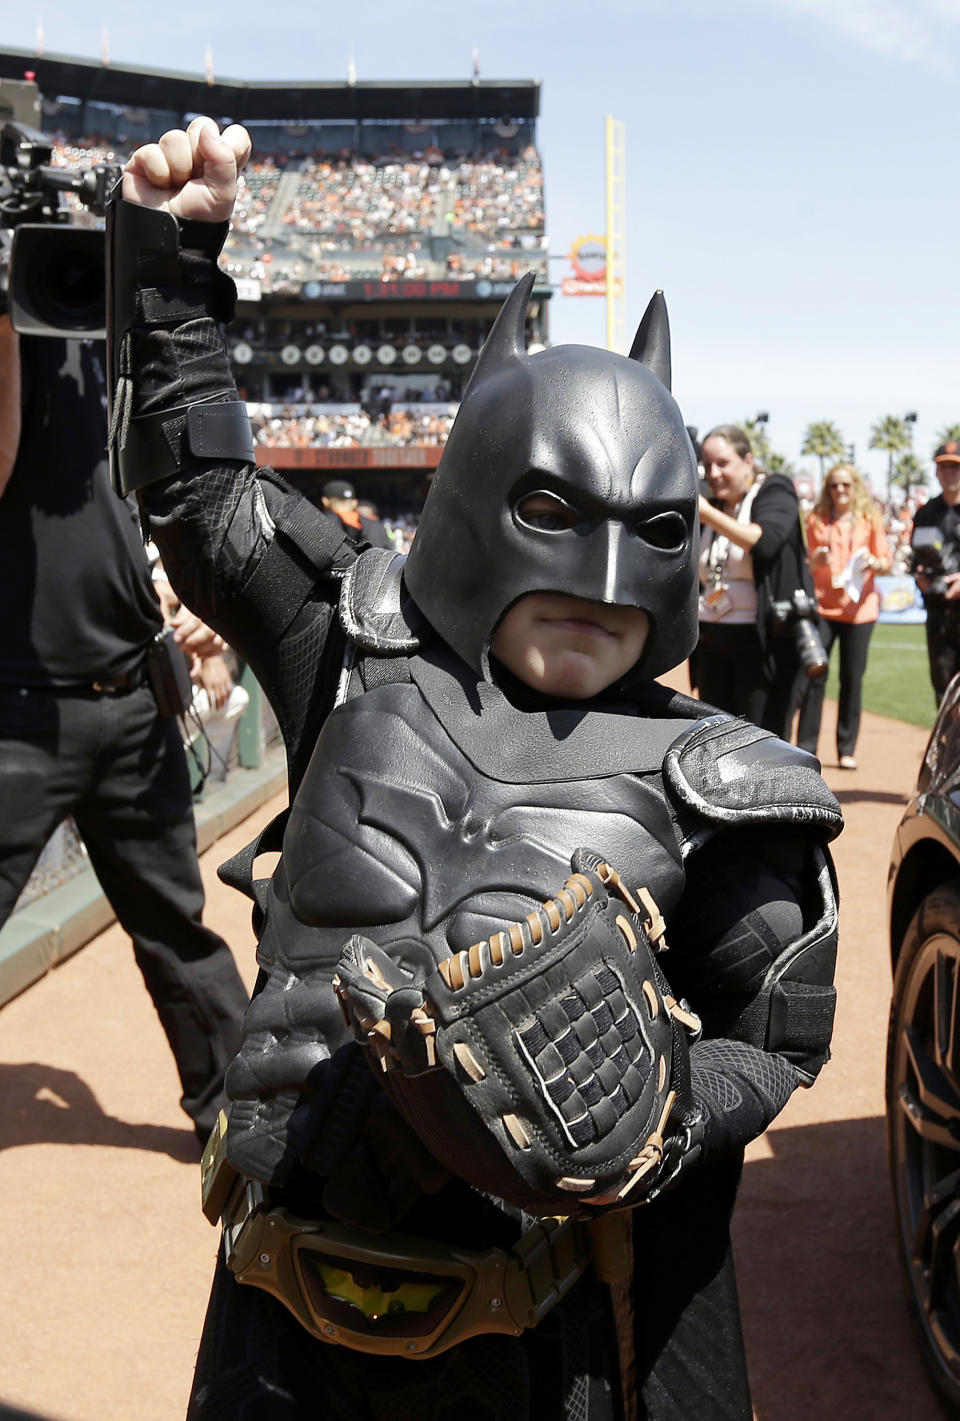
[187,1158,751,1421]
[0,680,248,1139]
[695,622,798,740]
[924,602,960,704]
[796,619,875,760]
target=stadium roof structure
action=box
[0,48,540,124]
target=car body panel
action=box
[889,678,960,966]
[887,673,960,1414]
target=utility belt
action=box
[201,1111,629,1359]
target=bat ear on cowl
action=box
[466,270,536,391]
[628,290,671,392]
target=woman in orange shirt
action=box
[796,463,891,769]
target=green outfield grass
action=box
[822,623,936,730]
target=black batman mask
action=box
[403,273,699,689]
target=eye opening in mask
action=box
[634,510,689,553]
[514,489,591,533]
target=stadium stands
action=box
[248,402,456,449]
[0,53,551,508]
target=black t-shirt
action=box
[0,336,162,685]
[912,494,960,603]
[330,509,393,550]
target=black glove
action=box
[334,851,703,1215]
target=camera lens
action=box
[49,245,105,314]
[11,225,106,336]
[795,619,829,679]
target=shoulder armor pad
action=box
[664,714,842,839]
[339,548,425,655]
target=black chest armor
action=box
[281,670,688,970]
[223,553,840,1189]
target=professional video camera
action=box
[0,121,122,338]
[910,525,960,586]
[767,588,830,680]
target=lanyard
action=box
[704,480,760,587]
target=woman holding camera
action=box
[796,463,890,769]
[696,424,821,738]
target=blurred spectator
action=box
[796,464,891,769]
[320,478,392,548]
[187,652,250,784]
[911,441,960,702]
[695,424,819,738]
[384,511,419,554]
[150,550,251,780]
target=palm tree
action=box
[742,416,773,467]
[801,421,845,481]
[890,451,927,499]
[869,415,912,497]
[934,424,960,454]
[766,451,797,477]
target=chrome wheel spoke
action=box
[927,1200,960,1314]
[888,892,960,1408]
[936,944,960,1084]
[900,1028,960,1146]
[929,1167,960,1215]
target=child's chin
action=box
[535,658,611,700]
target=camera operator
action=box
[0,315,249,1145]
[696,423,826,738]
[911,441,960,703]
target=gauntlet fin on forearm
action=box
[105,195,254,495]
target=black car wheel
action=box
[887,882,960,1416]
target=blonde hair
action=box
[813,463,879,524]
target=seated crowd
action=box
[49,131,546,291]
[248,403,456,450]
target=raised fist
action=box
[122,115,251,225]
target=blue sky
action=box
[7,0,960,492]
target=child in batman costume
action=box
[108,120,841,1421]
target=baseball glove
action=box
[333,850,703,1214]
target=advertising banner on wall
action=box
[255,446,443,471]
[562,235,607,296]
[876,575,926,624]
